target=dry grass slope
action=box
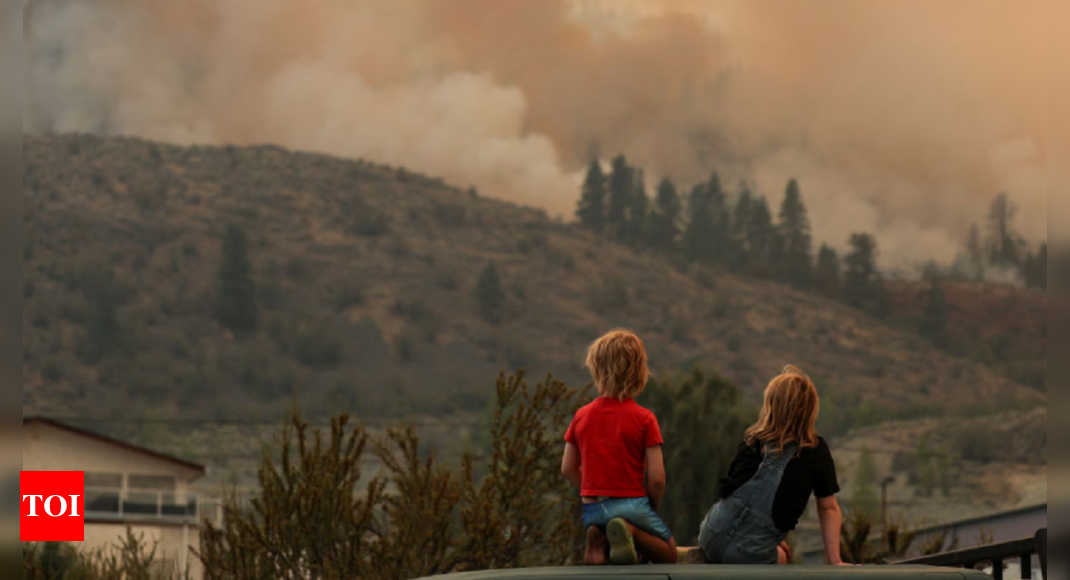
[22,134,1045,432]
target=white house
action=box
[23,417,207,579]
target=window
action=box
[85,472,122,488]
[127,474,176,491]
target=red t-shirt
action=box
[564,397,664,498]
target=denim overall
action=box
[698,443,798,565]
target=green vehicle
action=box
[416,566,991,580]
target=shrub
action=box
[270,316,344,370]
[216,224,258,334]
[589,276,628,315]
[642,369,752,545]
[956,424,998,464]
[349,207,391,237]
[329,279,365,312]
[475,262,506,325]
[41,358,65,383]
[434,202,468,227]
[197,371,589,579]
[394,332,416,363]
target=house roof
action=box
[908,502,1048,536]
[798,502,1048,557]
[23,417,207,476]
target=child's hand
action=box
[778,541,792,561]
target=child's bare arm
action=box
[561,443,582,490]
[645,446,667,512]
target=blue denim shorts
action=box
[581,497,673,542]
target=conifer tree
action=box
[648,178,682,253]
[607,155,632,239]
[475,261,506,325]
[575,159,606,232]
[1023,242,1047,289]
[706,173,733,267]
[623,169,649,247]
[216,223,258,333]
[814,243,841,297]
[746,196,778,278]
[842,233,889,318]
[965,223,985,280]
[778,179,813,288]
[730,184,754,272]
[80,268,122,363]
[919,278,950,349]
[684,184,715,263]
[985,193,1026,268]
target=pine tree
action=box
[919,278,949,348]
[648,178,682,253]
[778,179,813,288]
[985,193,1026,268]
[475,261,506,325]
[746,196,778,278]
[965,224,985,281]
[684,184,715,263]
[1023,242,1047,289]
[575,159,606,232]
[607,155,632,240]
[706,173,733,266]
[623,169,649,247]
[216,223,258,333]
[843,233,889,318]
[814,243,841,297]
[80,268,122,364]
[730,183,754,272]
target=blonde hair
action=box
[585,329,649,400]
[744,365,820,456]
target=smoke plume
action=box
[22,0,1048,268]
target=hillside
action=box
[885,281,1046,391]
[22,134,1045,438]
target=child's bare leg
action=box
[626,522,679,564]
[585,526,608,565]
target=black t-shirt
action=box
[718,437,840,532]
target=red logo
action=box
[20,471,85,542]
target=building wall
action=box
[84,521,203,580]
[24,422,205,579]
[23,423,200,492]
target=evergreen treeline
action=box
[576,158,1047,320]
[575,157,888,318]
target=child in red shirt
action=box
[561,330,678,565]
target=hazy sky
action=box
[23,0,1049,269]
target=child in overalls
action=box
[699,366,848,565]
[561,330,678,565]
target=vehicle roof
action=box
[418,565,990,580]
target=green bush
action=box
[349,208,391,237]
[642,368,753,545]
[270,316,344,370]
[197,371,589,579]
[475,262,506,325]
[329,279,365,312]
